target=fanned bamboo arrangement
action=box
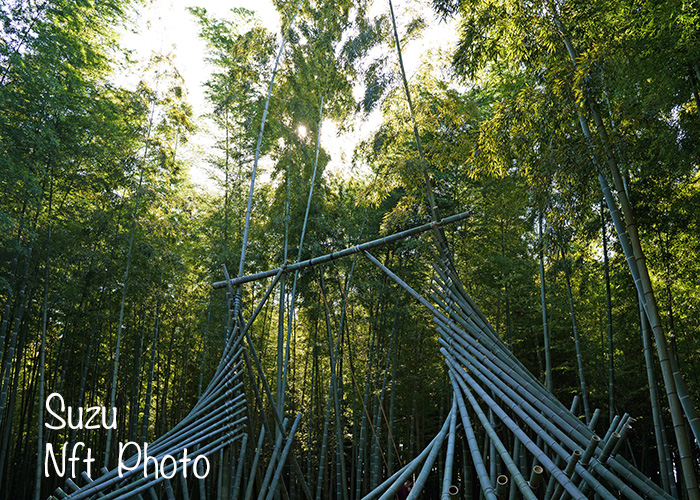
[49,306,248,500]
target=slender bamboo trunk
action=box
[129,293,149,442]
[563,256,590,423]
[386,315,398,477]
[355,322,375,499]
[371,297,398,490]
[141,278,161,443]
[538,213,552,392]
[316,271,338,500]
[33,174,52,500]
[639,299,674,496]
[0,200,28,365]
[104,87,156,466]
[600,199,615,423]
[199,291,214,399]
[237,5,301,280]
[0,206,40,430]
[276,166,289,422]
[158,320,177,435]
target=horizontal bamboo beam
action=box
[212,210,470,289]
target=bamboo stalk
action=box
[538,213,552,392]
[245,427,266,500]
[237,4,301,280]
[214,211,470,289]
[601,199,615,424]
[496,475,508,500]
[231,434,248,500]
[256,419,290,500]
[563,260,590,424]
[449,373,498,500]
[440,399,458,500]
[265,414,302,500]
[33,174,52,500]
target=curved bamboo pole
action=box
[237,4,301,280]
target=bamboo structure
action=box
[46,0,700,498]
[51,214,696,500]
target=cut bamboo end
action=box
[448,484,459,499]
[529,465,544,490]
[496,475,509,500]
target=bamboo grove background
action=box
[1,0,699,498]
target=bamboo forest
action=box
[1,0,699,498]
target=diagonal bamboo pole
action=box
[214,211,470,289]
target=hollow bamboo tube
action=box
[600,433,620,464]
[578,433,620,498]
[449,374,498,500]
[496,475,508,500]
[599,173,700,500]
[611,424,632,457]
[448,485,459,499]
[231,433,248,500]
[551,450,581,500]
[570,396,580,415]
[449,366,539,500]
[580,435,600,469]
[530,466,544,491]
[588,409,601,431]
[443,349,611,500]
[430,276,536,389]
[510,439,521,500]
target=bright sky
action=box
[117,0,459,191]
